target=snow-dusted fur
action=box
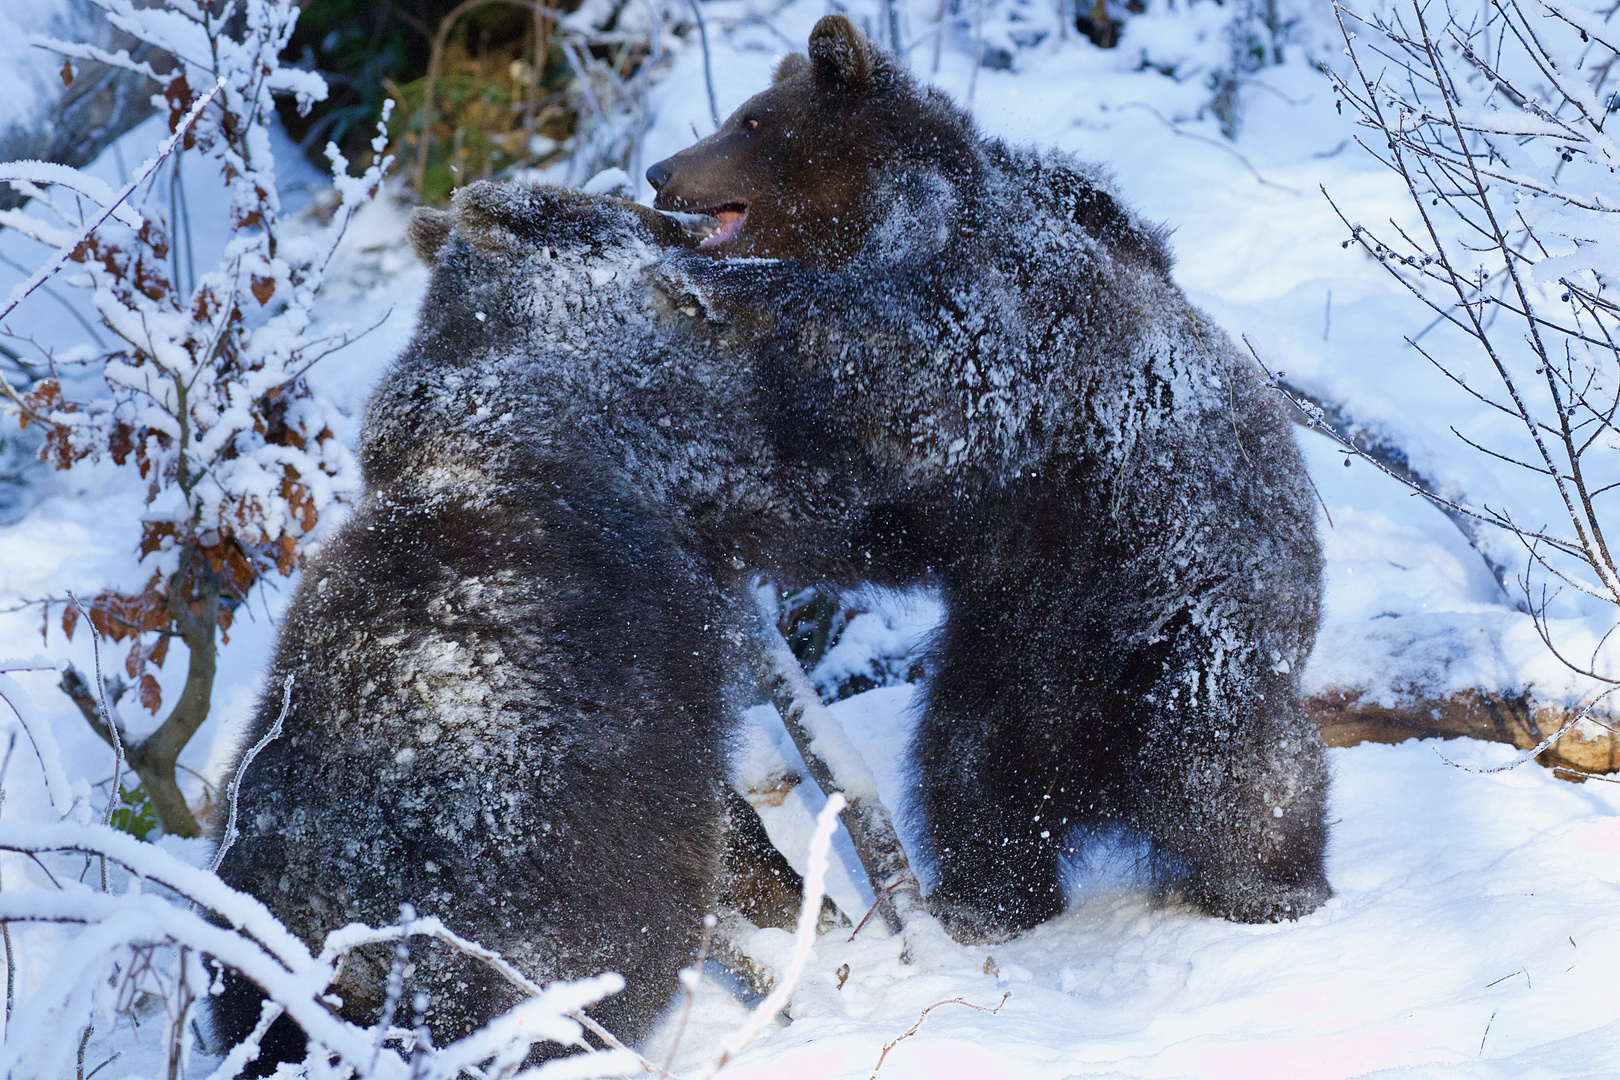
[210,186,885,1065]
[664,15,1330,936]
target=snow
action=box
[3,0,1620,1075]
[716,712,1620,1079]
[0,2,88,133]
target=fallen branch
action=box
[750,583,921,935]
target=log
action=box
[1307,687,1620,777]
[748,584,924,935]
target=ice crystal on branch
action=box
[0,0,384,836]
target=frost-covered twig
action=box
[1326,0,1620,750]
[0,820,640,1078]
[0,78,221,330]
[698,793,844,1080]
[209,674,292,875]
[1432,689,1615,772]
[0,661,75,815]
[687,0,721,129]
[868,991,1011,1078]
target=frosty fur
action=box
[209,186,888,1066]
[658,14,1331,937]
[214,18,1328,1061]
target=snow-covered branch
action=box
[1326,0,1620,745]
[0,0,388,839]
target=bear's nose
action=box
[646,161,672,192]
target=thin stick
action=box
[0,77,223,329]
[209,675,292,875]
[1431,689,1614,774]
[869,992,1011,1078]
[697,794,845,1080]
[661,912,716,1072]
[0,730,14,1033]
[68,596,125,840]
[369,906,414,1075]
[66,593,120,894]
[1,920,11,1037]
[1119,102,1299,193]
[688,0,721,128]
[848,880,905,942]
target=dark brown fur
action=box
[653,15,1331,939]
[648,16,1167,275]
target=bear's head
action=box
[645,14,978,268]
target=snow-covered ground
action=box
[2,0,1619,1075]
[706,696,1620,1079]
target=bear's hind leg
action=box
[1131,653,1331,923]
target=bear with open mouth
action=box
[211,11,1330,1072]
[649,13,1331,937]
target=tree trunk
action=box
[61,552,220,839]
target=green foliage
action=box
[280,0,579,190]
[385,28,576,205]
[109,782,158,842]
[276,0,429,167]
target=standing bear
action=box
[209,185,889,1068]
[648,14,1331,936]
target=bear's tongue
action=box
[699,207,748,250]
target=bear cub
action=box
[649,13,1331,937]
[209,186,888,1068]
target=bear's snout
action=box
[646,160,672,192]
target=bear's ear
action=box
[808,14,874,88]
[451,181,525,257]
[408,207,455,263]
[773,52,811,83]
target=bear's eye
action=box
[743,117,759,132]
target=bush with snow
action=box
[0,0,382,840]
[1321,0,1620,743]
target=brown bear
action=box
[209,185,887,1071]
[647,14,1331,937]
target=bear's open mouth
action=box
[695,203,749,249]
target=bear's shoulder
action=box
[982,142,1173,276]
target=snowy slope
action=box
[2,0,1619,1075]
